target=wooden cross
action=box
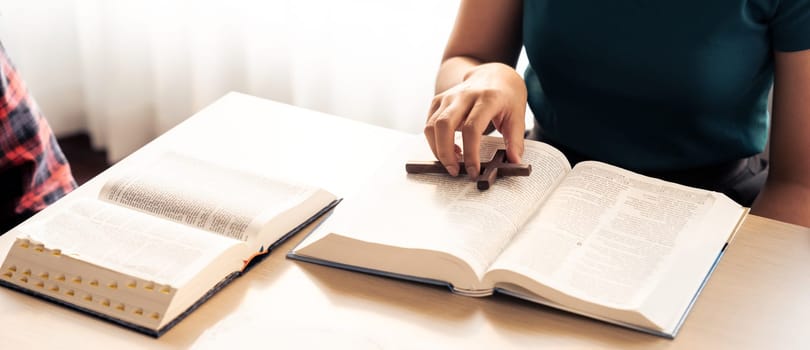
[405,149,532,190]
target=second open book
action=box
[0,152,338,336]
[289,135,747,338]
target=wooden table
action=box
[1,93,808,349]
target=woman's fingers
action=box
[425,93,474,176]
[499,113,526,165]
[462,101,500,179]
[424,63,528,180]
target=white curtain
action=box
[0,0,461,162]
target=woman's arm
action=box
[425,0,525,178]
[751,49,810,227]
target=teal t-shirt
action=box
[523,0,810,171]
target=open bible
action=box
[288,136,747,338]
[0,152,338,337]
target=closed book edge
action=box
[287,250,473,294]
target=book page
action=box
[99,152,320,242]
[297,136,570,288]
[489,161,736,309]
[16,199,241,286]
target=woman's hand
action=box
[424,62,527,179]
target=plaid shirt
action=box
[0,44,75,230]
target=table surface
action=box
[1,92,808,349]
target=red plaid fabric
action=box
[0,44,75,231]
